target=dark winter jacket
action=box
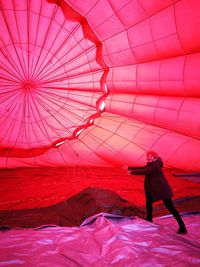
[129,157,173,202]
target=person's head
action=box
[146,151,158,163]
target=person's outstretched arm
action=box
[130,164,156,175]
[128,165,147,171]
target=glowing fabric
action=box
[0,0,200,171]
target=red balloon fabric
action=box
[0,0,200,171]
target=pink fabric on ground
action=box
[0,213,199,266]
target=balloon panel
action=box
[0,0,200,171]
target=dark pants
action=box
[146,197,185,228]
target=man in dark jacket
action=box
[128,151,187,234]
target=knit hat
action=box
[147,151,158,158]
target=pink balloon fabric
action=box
[0,213,200,266]
[0,0,200,170]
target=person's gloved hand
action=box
[121,165,128,171]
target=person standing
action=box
[128,151,187,234]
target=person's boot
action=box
[177,225,187,234]
[145,217,153,223]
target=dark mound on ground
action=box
[0,187,145,229]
